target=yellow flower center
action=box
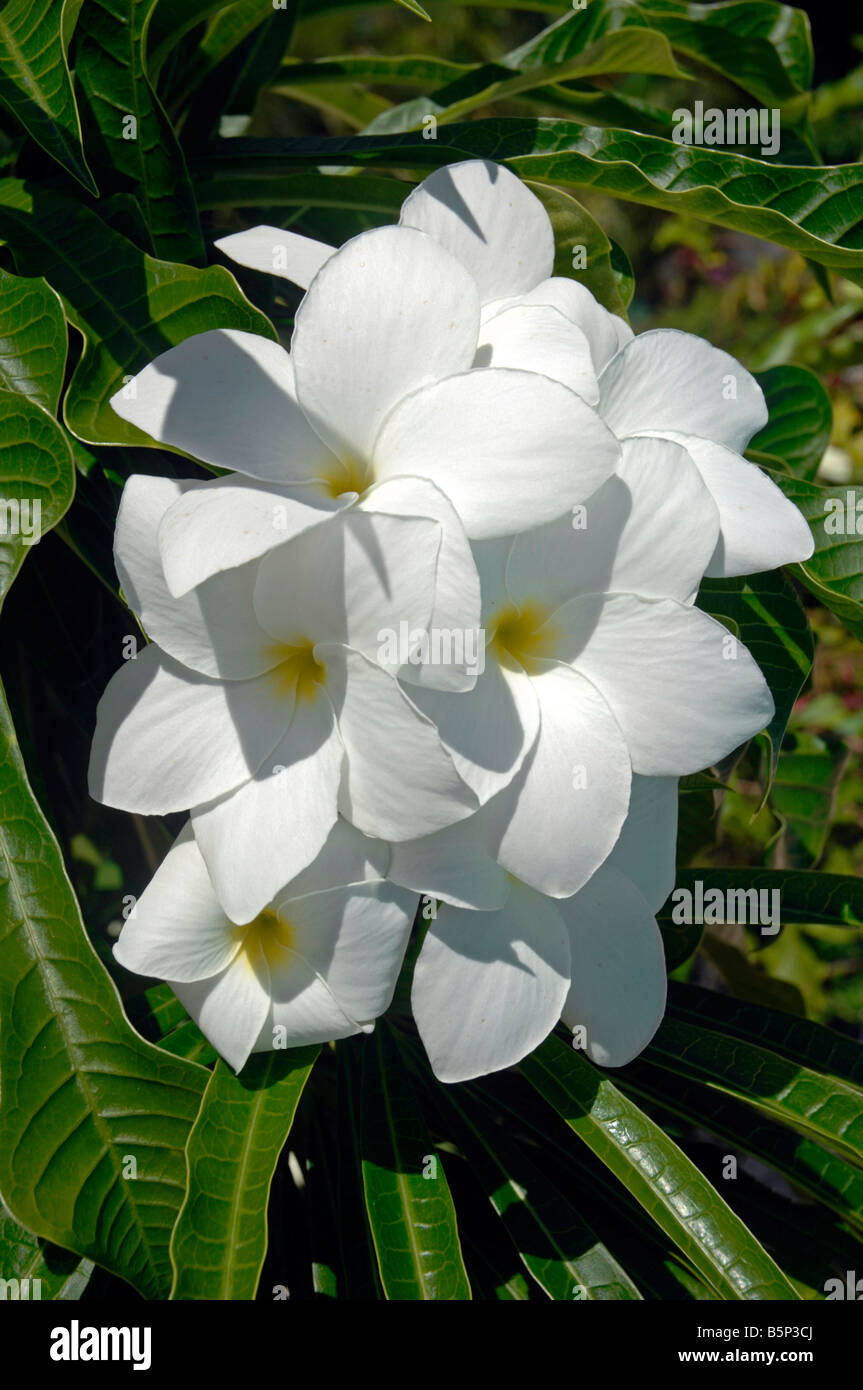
[234,908,296,971]
[488,601,559,675]
[266,639,327,702]
[319,454,372,500]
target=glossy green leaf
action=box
[0,182,276,446]
[624,1058,863,1235]
[203,123,863,282]
[0,268,67,416]
[749,366,832,481]
[647,1014,863,1169]
[0,391,208,1296]
[0,0,96,194]
[770,474,863,640]
[526,180,630,318]
[75,0,204,264]
[170,1048,319,1300]
[697,570,813,781]
[520,1034,799,1299]
[361,1026,470,1300]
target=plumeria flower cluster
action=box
[93,160,814,1083]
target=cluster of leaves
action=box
[1,0,862,1301]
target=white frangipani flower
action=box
[111,220,619,618]
[114,820,417,1072]
[90,485,478,922]
[392,776,678,1083]
[399,433,773,888]
[223,158,813,580]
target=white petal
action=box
[358,476,482,692]
[192,694,344,922]
[253,510,439,666]
[554,593,774,775]
[269,879,416,1032]
[483,664,631,897]
[109,329,339,483]
[561,867,667,1067]
[89,644,290,812]
[114,474,276,678]
[603,775,679,913]
[408,656,539,804]
[486,277,633,371]
[291,224,480,465]
[412,881,570,1082]
[285,817,390,898]
[388,816,509,910]
[113,823,240,981]
[505,435,720,610]
[598,329,768,452]
[476,304,599,404]
[324,644,478,839]
[400,160,554,304]
[374,368,619,539]
[659,431,815,576]
[215,225,334,288]
[158,475,348,598]
[173,948,271,1071]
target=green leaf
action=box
[697,570,813,782]
[432,1083,642,1300]
[771,730,848,867]
[0,0,96,194]
[0,182,275,446]
[635,0,813,111]
[0,1198,93,1300]
[361,1026,470,1300]
[164,0,291,111]
[0,388,74,602]
[0,268,67,416]
[520,1034,799,1299]
[278,54,470,91]
[75,0,205,264]
[0,395,208,1295]
[748,366,832,481]
[770,474,863,640]
[394,0,430,20]
[362,27,689,137]
[170,1048,319,1300]
[525,180,629,318]
[670,981,863,1089]
[647,1014,863,1169]
[197,169,410,213]
[223,122,863,283]
[623,1058,863,1236]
